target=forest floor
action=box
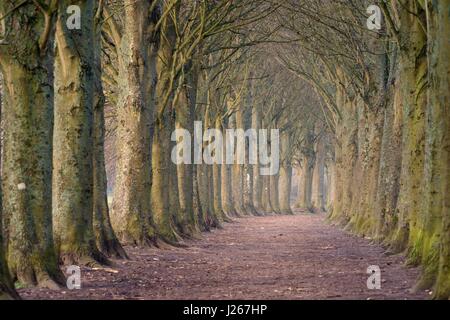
[20,212,429,300]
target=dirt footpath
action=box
[20,213,429,300]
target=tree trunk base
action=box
[97,239,128,259]
[59,248,110,268]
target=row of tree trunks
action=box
[327,0,449,299]
[0,2,130,291]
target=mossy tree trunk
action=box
[53,0,107,266]
[0,76,19,299]
[421,0,450,298]
[110,0,158,246]
[375,75,402,241]
[390,1,427,255]
[0,2,63,287]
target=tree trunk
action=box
[0,2,63,288]
[261,175,273,213]
[212,118,231,222]
[294,164,304,208]
[151,7,180,244]
[279,165,293,214]
[231,112,247,216]
[152,109,179,242]
[169,122,184,240]
[326,160,336,210]
[193,165,208,231]
[279,132,293,214]
[231,110,247,216]
[0,76,19,299]
[300,156,314,213]
[390,2,427,255]
[312,138,326,212]
[110,0,157,246]
[242,93,257,216]
[269,172,281,214]
[174,65,199,236]
[375,75,402,241]
[221,119,235,216]
[53,0,107,266]
[420,0,450,298]
[252,106,263,213]
[93,8,126,258]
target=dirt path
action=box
[20,213,429,300]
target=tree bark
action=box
[0,75,19,299]
[174,64,199,236]
[261,174,273,213]
[0,2,63,286]
[151,6,180,244]
[269,172,282,214]
[221,118,235,216]
[419,0,450,298]
[231,112,247,216]
[312,137,326,212]
[300,156,314,213]
[390,1,427,255]
[251,105,264,214]
[93,6,126,258]
[110,0,158,246]
[53,0,107,266]
[279,132,293,214]
[326,160,336,210]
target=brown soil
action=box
[19,212,429,300]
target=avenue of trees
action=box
[0,0,448,300]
